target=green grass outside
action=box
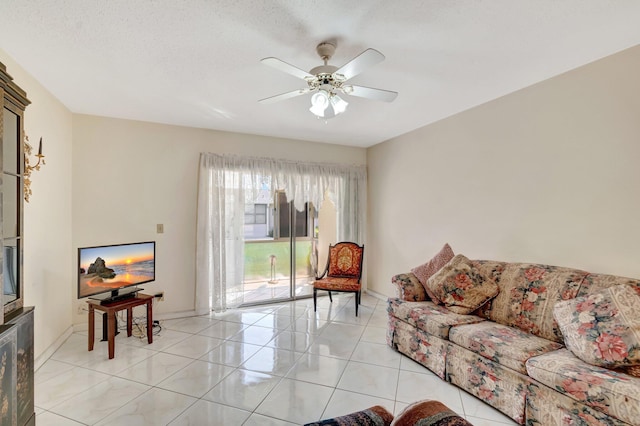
[244,240,312,281]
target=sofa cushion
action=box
[449,322,563,374]
[474,262,589,343]
[392,273,427,302]
[411,243,454,303]
[387,298,485,339]
[577,272,640,297]
[554,284,640,368]
[526,348,640,425]
[425,254,499,315]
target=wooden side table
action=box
[87,293,153,359]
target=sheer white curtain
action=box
[195,153,366,314]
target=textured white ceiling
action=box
[1,1,640,147]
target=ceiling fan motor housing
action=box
[310,43,343,93]
[316,42,336,62]
[308,64,344,94]
[309,65,338,76]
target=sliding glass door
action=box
[241,190,318,306]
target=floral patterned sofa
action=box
[387,247,640,425]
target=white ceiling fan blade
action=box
[334,48,385,81]
[261,57,314,80]
[258,88,312,104]
[346,85,398,102]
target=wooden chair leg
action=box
[355,292,359,317]
[313,288,317,312]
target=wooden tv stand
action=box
[87,293,153,359]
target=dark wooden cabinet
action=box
[4,308,34,426]
[1,61,35,426]
[1,61,29,320]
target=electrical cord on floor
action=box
[114,311,162,338]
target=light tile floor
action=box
[36,294,518,425]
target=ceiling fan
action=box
[259,42,398,119]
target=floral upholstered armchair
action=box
[313,241,364,316]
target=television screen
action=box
[78,241,155,299]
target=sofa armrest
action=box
[391,272,429,302]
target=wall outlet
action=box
[77,304,84,315]
[157,223,164,233]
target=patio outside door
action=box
[242,190,318,306]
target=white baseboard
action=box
[365,288,390,301]
[154,310,198,321]
[35,326,73,371]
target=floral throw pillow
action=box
[554,284,640,368]
[391,273,428,302]
[425,254,499,315]
[410,243,454,303]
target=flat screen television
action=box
[78,241,155,301]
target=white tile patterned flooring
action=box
[35,294,518,425]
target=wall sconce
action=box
[23,136,45,203]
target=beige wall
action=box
[0,50,74,361]
[367,45,640,298]
[72,115,366,322]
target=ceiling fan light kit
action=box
[259,41,398,119]
[310,90,330,117]
[309,89,348,118]
[330,94,348,114]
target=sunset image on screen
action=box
[78,242,155,298]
